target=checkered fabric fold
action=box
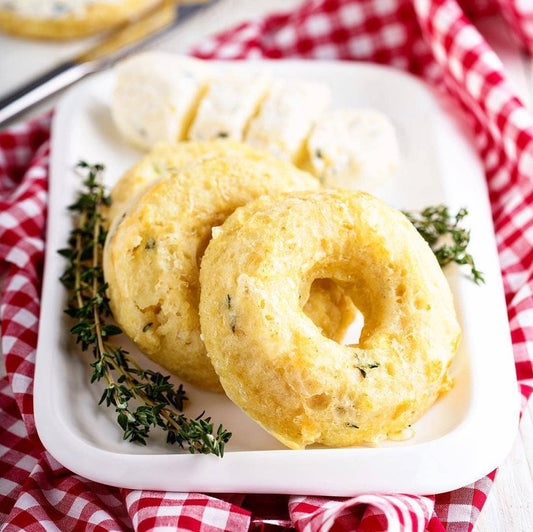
[1,0,532,530]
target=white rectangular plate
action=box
[35,60,519,496]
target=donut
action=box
[306,108,400,192]
[198,189,461,448]
[104,152,359,392]
[0,0,164,39]
[105,140,297,227]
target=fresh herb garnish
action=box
[402,205,484,284]
[59,161,231,456]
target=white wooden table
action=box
[0,1,532,530]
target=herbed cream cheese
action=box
[245,79,331,164]
[111,52,209,149]
[188,71,271,142]
[307,108,400,192]
[0,0,118,18]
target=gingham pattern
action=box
[0,113,50,436]
[1,0,533,530]
[124,492,251,531]
[289,494,435,531]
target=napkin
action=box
[1,0,532,530]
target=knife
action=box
[0,1,212,127]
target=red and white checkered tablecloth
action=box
[1,0,533,530]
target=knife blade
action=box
[0,1,211,127]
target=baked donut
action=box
[103,152,343,392]
[199,189,461,448]
[0,0,164,39]
[105,140,301,227]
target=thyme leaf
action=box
[402,205,484,284]
[59,161,231,456]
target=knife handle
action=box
[0,60,97,127]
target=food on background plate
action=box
[199,189,461,449]
[112,52,209,150]
[109,52,399,193]
[103,145,359,392]
[306,108,400,191]
[0,0,167,39]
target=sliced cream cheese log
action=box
[245,78,331,165]
[111,52,209,150]
[307,108,400,192]
[187,70,270,142]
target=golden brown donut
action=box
[103,152,323,392]
[0,0,165,39]
[199,189,461,448]
[105,140,307,227]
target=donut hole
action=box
[302,277,364,344]
[343,311,365,346]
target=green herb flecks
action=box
[351,349,379,379]
[357,362,380,379]
[402,205,484,284]
[59,161,231,456]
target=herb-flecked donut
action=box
[0,0,164,39]
[103,153,356,392]
[199,189,461,448]
[105,140,308,227]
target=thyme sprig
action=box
[402,205,485,284]
[59,161,231,456]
